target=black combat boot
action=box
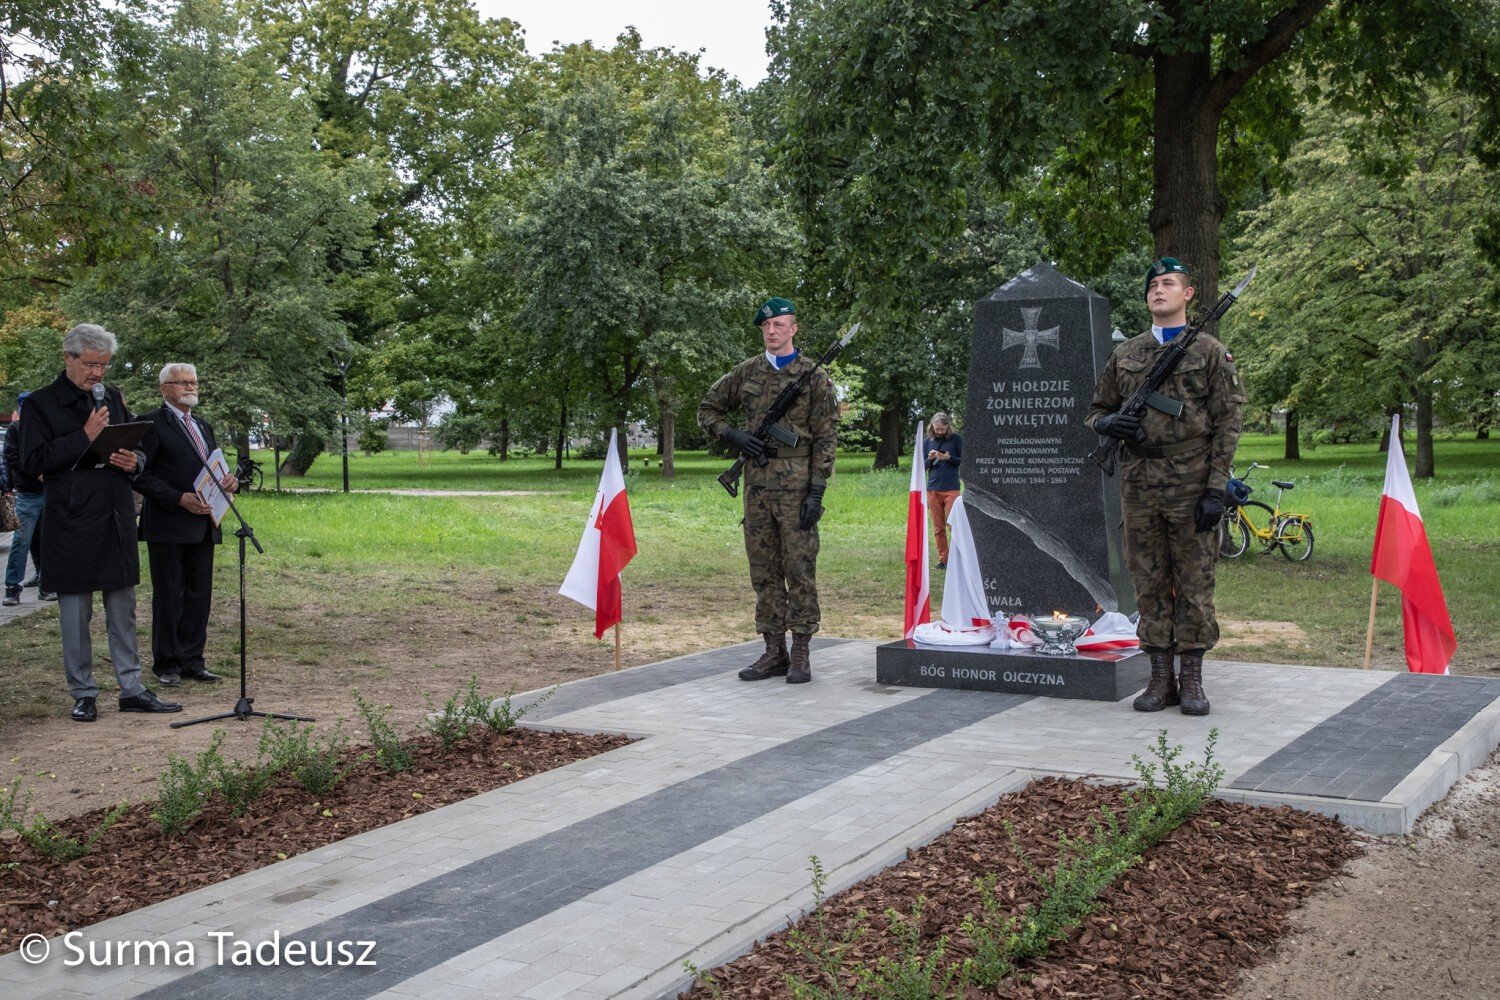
[1177,650,1210,715]
[1132,646,1179,712]
[739,632,790,681]
[786,633,812,684]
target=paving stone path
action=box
[5,640,1498,1000]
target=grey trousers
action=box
[59,589,146,700]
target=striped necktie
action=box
[179,409,209,461]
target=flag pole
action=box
[613,622,622,672]
[1362,579,1378,669]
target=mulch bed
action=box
[0,726,631,954]
[682,777,1363,999]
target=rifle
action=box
[717,323,861,497]
[1088,266,1256,477]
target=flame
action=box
[1051,610,1067,621]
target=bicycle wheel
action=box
[1218,511,1250,559]
[1275,517,1315,562]
[250,467,264,491]
[1237,500,1277,552]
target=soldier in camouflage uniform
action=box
[698,297,840,684]
[1086,258,1246,716]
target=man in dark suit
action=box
[19,324,181,721]
[134,363,238,686]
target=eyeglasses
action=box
[163,381,200,388]
[70,359,111,372]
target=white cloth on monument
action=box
[913,495,994,645]
[1075,610,1140,651]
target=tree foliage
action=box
[498,32,793,472]
[1229,81,1499,475]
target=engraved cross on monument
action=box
[876,262,1147,701]
[1002,307,1060,370]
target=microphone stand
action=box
[172,443,313,729]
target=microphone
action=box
[92,383,107,410]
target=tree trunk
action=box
[555,397,567,471]
[1284,409,1300,461]
[1378,406,1401,454]
[874,406,903,470]
[1149,50,1225,310]
[1414,391,1435,478]
[651,370,677,479]
[660,409,676,479]
[498,418,510,460]
[1413,327,1434,477]
[279,432,324,477]
[614,420,629,471]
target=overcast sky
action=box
[470,1,776,85]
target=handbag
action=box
[0,492,19,534]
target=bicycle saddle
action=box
[1272,480,1295,490]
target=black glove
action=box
[1194,488,1226,533]
[1095,410,1146,443]
[720,427,766,460]
[799,483,826,530]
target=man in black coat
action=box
[18,323,181,721]
[3,392,53,605]
[134,363,238,686]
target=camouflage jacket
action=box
[1086,331,1246,494]
[697,352,839,491]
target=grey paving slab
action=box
[4,642,1497,1000]
[1230,672,1500,800]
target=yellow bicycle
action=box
[1219,462,1315,562]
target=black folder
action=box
[76,420,150,470]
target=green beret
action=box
[754,297,796,326]
[1144,257,1190,299]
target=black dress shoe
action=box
[119,690,183,714]
[71,696,98,722]
[182,669,223,683]
[156,671,183,687]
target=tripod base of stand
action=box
[171,695,315,729]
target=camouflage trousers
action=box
[1121,487,1219,650]
[743,486,821,635]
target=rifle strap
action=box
[766,446,812,459]
[1125,436,1208,459]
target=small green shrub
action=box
[154,731,228,834]
[354,689,414,773]
[462,677,556,735]
[423,689,473,752]
[0,777,30,832]
[263,720,360,796]
[783,856,865,1000]
[22,803,129,862]
[852,898,967,998]
[213,736,285,817]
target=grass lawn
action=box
[271,431,1498,673]
[3,433,1496,730]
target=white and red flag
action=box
[1371,416,1456,674]
[913,495,994,646]
[560,428,638,639]
[903,420,931,640]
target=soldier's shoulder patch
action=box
[1225,351,1235,363]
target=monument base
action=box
[876,640,1150,702]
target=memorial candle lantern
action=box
[1029,610,1089,657]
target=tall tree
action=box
[1230,84,1499,475]
[247,0,533,470]
[61,0,379,451]
[0,0,150,317]
[501,32,793,473]
[765,0,1500,341]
